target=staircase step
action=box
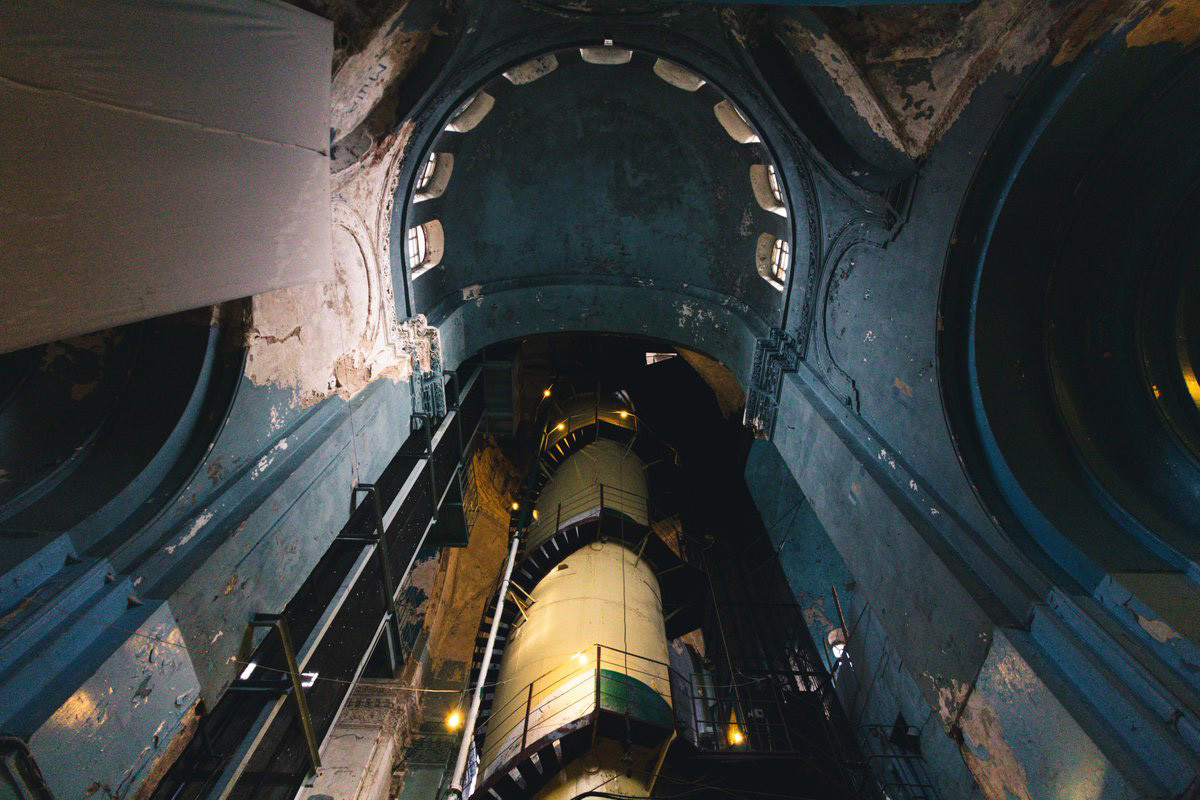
[1033,601,1200,791]
[0,558,114,674]
[0,571,138,720]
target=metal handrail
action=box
[476,643,675,780]
[524,484,689,564]
[537,392,680,468]
[525,482,654,545]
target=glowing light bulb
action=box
[543,388,552,398]
[532,509,539,521]
[446,709,463,731]
[511,501,520,511]
[619,410,629,419]
[574,652,587,665]
[729,729,744,746]
[555,422,565,431]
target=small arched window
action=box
[755,232,789,291]
[446,91,495,133]
[750,165,787,218]
[771,239,789,283]
[415,153,438,192]
[414,153,454,203]
[407,225,427,269]
[714,99,760,145]
[407,220,446,277]
[767,164,783,204]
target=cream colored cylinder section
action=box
[529,440,649,550]
[479,542,671,783]
[533,741,652,800]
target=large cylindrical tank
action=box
[477,439,672,799]
[525,439,649,551]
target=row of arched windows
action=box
[405,50,791,292]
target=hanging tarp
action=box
[0,0,333,353]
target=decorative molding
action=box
[806,218,889,413]
[743,327,800,437]
[398,315,446,417]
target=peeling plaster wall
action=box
[247,124,435,412]
[25,603,201,800]
[782,0,1169,157]
[423,436,520,684]
[300,679,418,800]
[746,440,983,799]
[758,4,1200,798]
[958,630,1140,800]
[745,441,851,667]
[330,1,434,142]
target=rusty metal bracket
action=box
[347,483,405,670]
[411,412,439,522]
[443,369,461,412]
[232,615,321,777]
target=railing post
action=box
[595,645,602,710]
[243,615,321,777]
[349,484,404,670]
[411,412,438,521]
[521,683,532,751]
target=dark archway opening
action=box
[435,333,884,799]
[0,305,245,605]
[941,37,1200,642]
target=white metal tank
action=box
[525,439,649,551]
[478,542,671,782]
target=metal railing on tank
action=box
[541,395,638,451]
[537,392,679,472]
[475,644,675,784]
[525,483,652,544]
[473,644,841,779]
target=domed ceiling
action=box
[402,46,792,334]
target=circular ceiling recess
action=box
[943,44,1200,586]
[400,45,793,328]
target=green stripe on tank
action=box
[597,668,674,729]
